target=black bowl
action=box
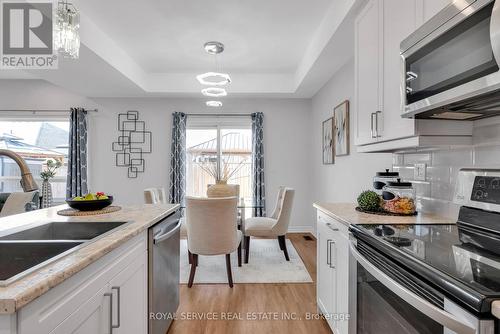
[66,196,114,211]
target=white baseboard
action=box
[288,226,315,234]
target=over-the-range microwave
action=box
[401,0,500,120]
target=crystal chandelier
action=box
[54,1,80,59]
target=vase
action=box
[207,180,237,198]
[41,179,53,208]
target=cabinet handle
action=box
[370,113,376,138]
[112,286,121,329]
[329,240,336,269]
[375,111,382,138]
[326,223,339,232]
[326,239,332,266]
[104,292,113,334]
[406,87,413,94]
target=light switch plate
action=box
[414,163,427,181]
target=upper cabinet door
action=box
[381,0,419,141]
[355,0,382,145]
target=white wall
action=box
[0,80,313,231]
[310,59,392,205]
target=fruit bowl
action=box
[66,196,113,211]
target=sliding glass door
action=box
[186,118,252,204]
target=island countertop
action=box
[0,203,179,314]
[313,202,455,226]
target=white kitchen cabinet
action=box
[354,0,382,145]
[317,211,350,334]
[18,233,148,334]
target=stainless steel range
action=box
[349,169,500,334]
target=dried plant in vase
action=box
[196,153,248,197]
[40,158,63,208]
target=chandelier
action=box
[198,41,230,106]
[54,1,80,59]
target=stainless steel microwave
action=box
[401,0,500,120]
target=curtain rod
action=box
[0,109,98,113]
[187,113,251,117]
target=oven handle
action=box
[349,241,476,334]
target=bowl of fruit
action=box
[66,192,113,211]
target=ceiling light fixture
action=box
[206,101,223,107]
[196,72,231,86]
[201,87,227,97]
[204,41,225,55]
[54,1,80,59]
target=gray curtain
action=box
[169,112,187,206]
[251,112,266,217]
[66,108,88,198]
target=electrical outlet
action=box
[414,163,427,181]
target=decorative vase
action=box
[41,179,53,208]
[207,180,237,198]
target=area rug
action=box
[180,238,313,284]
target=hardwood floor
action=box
[168,233,331,334]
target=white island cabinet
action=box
[316,211,351,334]
[17,233,147,334]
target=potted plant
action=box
[197,153,248,197]
[40,158,63,208]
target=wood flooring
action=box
[167,233,331,334]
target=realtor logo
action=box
[1,0,57,69]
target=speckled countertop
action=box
[313,203,455,226]
[0,203,179,314]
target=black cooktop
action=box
[350,214,500,315]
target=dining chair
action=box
[207,183,246,226]
[144,187,188,238]
[185,196,242,288]
[243,187,295,263]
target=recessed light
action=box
[196,72,231,86]
[201,87,227,97]
[206,101,223,107]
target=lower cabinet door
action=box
[317,221,336,331]
[332,231,350,334]
[50,286,109,334]
[108,250,148,334]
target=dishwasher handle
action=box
[154,220,182,244]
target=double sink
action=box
[0,221,128,286]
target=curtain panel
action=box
[66,108,88,198]
[169,112,187,206]
[251,112,266,217]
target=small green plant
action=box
[357,190,381,211]
[40,159,63,181]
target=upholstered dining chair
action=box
[185,196,242,288]
[244,187,295,263]
[144,187,188,238]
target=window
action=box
[186,117,252,204]
[0,119,69,203]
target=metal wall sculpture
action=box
[112,111,152,178]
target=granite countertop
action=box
[0,203,179,314]
[313,202,455,226]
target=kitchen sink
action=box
[0,221,128,285]
[0,241,83,281]
[0,221,127,241]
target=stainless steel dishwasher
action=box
[148,210,181,334]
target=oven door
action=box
[401,0,500,119]
[350,238,493,334]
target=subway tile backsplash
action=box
[392,121,500,219]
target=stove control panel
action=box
[454,169,500,212]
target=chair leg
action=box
[188,250,192,264]
[244,236,250,264]
[237,241,242,267]
[278,235,290,261]
[188,254,198,288]
[226,254,233,288]
[278,238,284,250]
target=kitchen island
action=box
[0,203,179,334]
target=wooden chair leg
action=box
[278,238,284,250]
[237,242,242,267]
[225,254,233,288]
[188,250,192,264]
[188,254,198,288]
[244,236,250,263]
[278,235,290,261]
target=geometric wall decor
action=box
[111,110,152,178]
